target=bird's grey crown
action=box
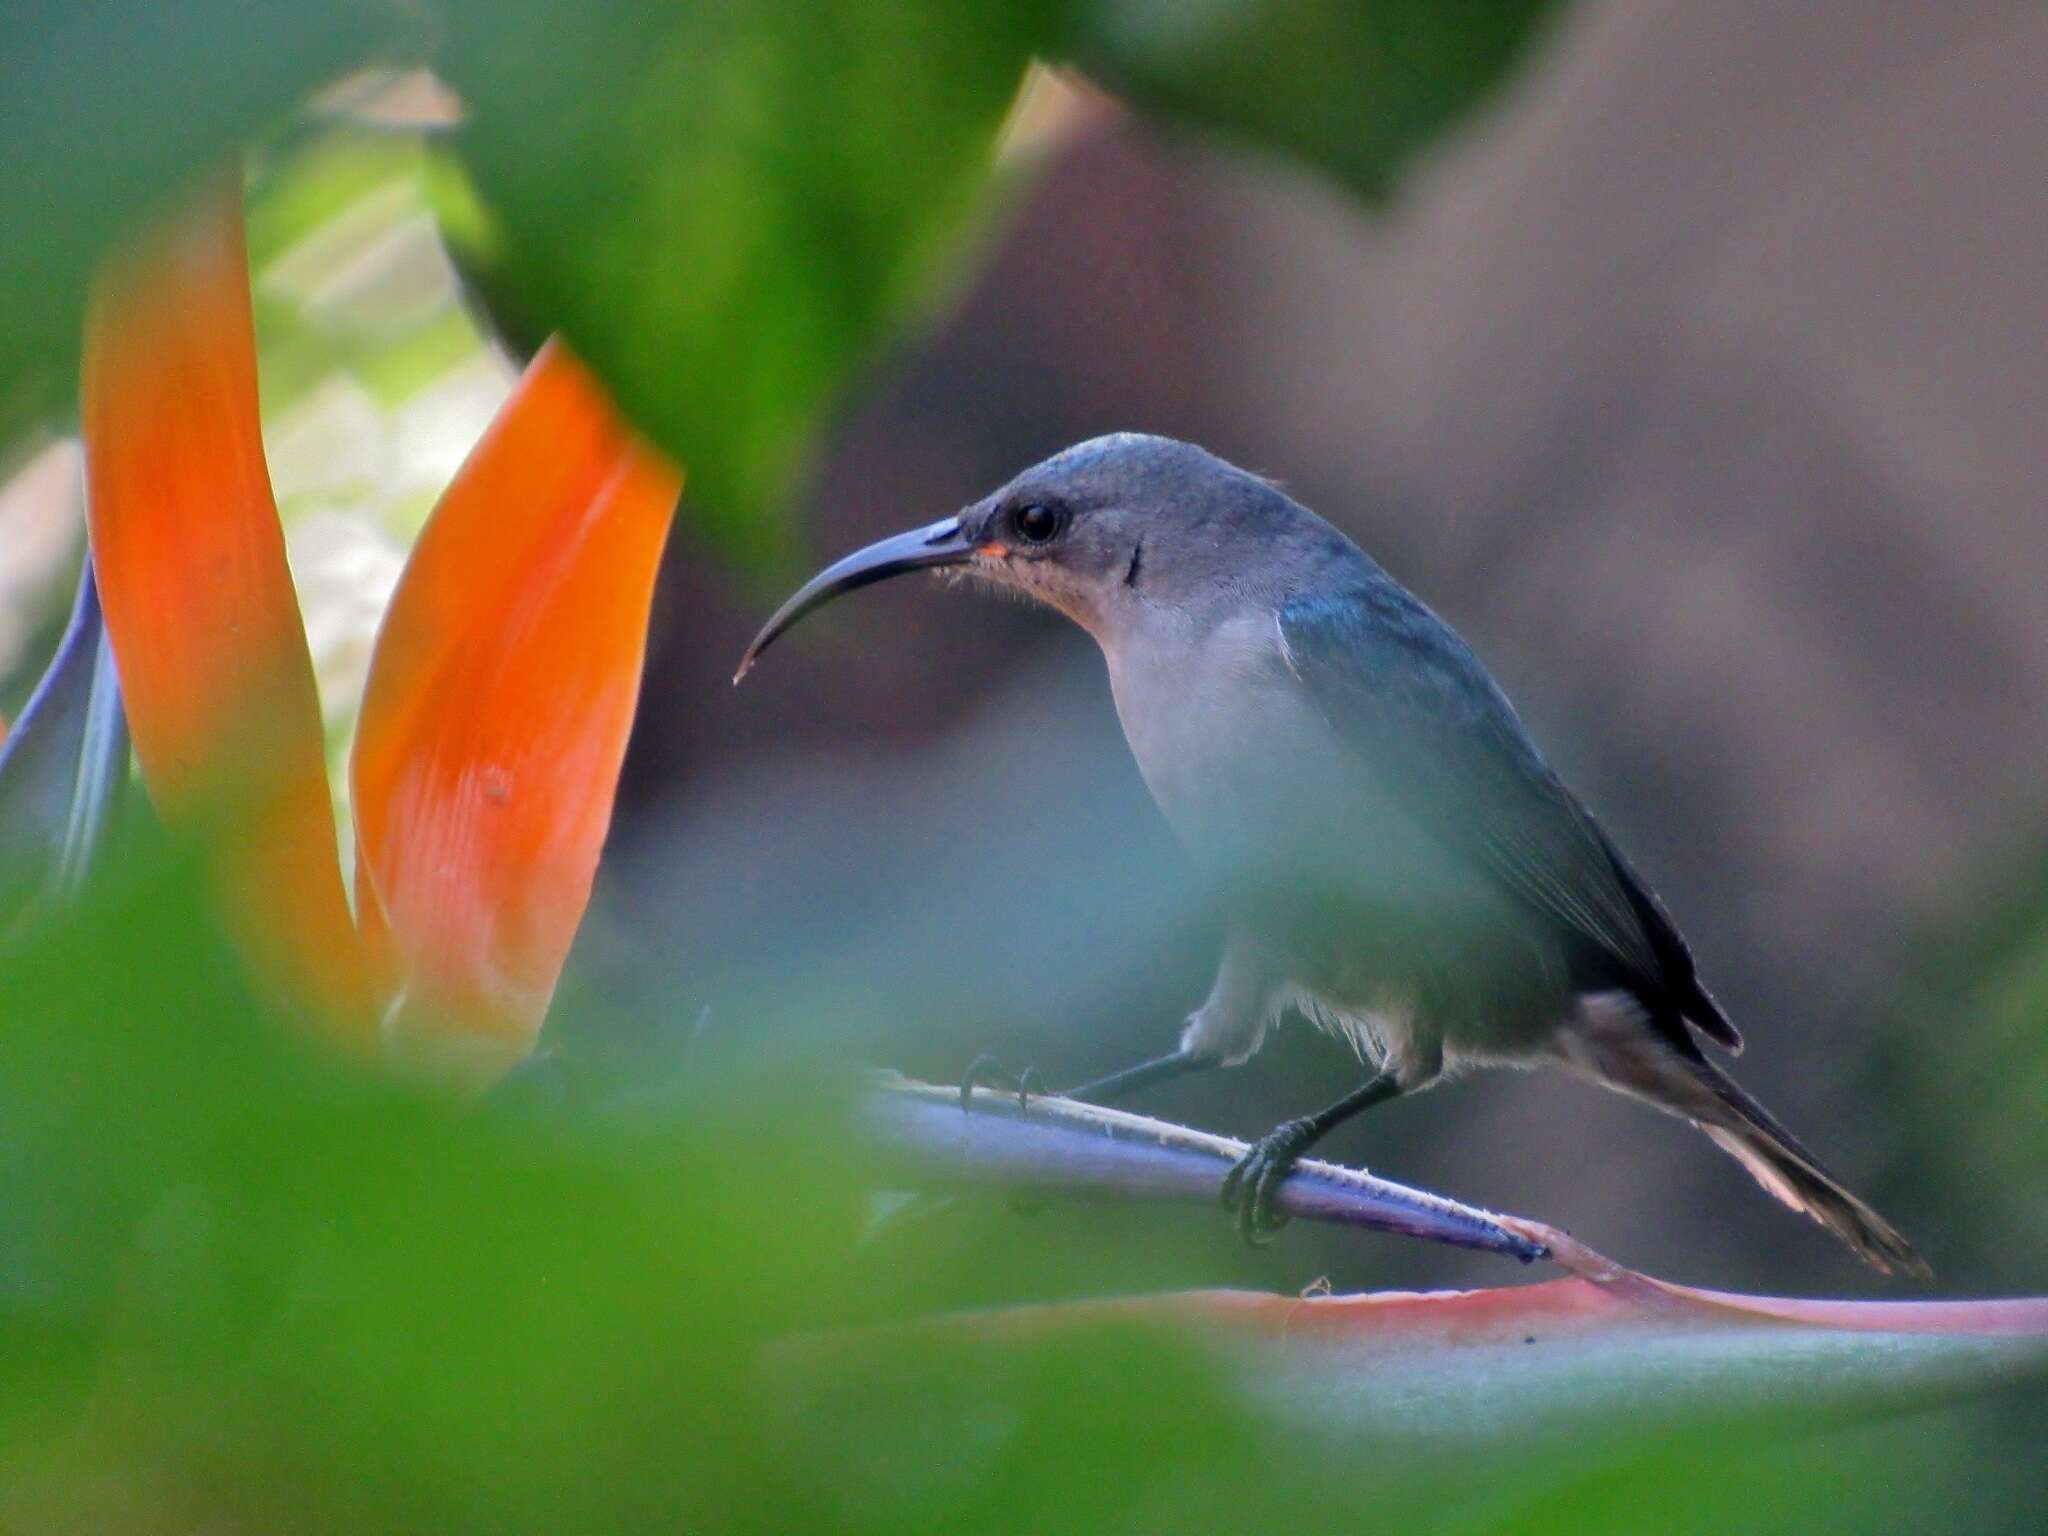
[992,433,1377,622]
[1013,433,1288,525]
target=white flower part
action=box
[259,187,458,334]
[0,438,86,688]
[392,349,518,506]
[286,508,405,744]
[265,375,393,515]
[285,508,405,889]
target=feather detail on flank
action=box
[1289,986,1394,1068]
[1287,985,1453,1090]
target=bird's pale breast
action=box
[1108,608,1564,1055]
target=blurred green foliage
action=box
[2,1,1562,558]
[1077,0,1557,197]
[434,0,1559,558]
[0,853,866,1531]
[434,0,1051,563]
[0,853,2039,1532]
[1885,867,2048,1276]
[0,0,386,446]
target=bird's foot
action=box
[958,1054,1049,1111]
[1219,1117,1319,1246]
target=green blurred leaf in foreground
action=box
[0,0,390,445]
[1075,0,1560,198]
[1886,867,2048,1277]
[436,0,1055,563]
[2,850,2041,1534]
[4,1,1563,571]
[0,850,869,1531]
[781,1302,2047,1536]
[431,2,1562,558]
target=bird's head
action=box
[736,433,1328,679]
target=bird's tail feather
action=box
[1689,1065,1927,1277]
[1565,994,1927,1277]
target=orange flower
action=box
[353,338,677,1079]
[81,173,679,1082]
[82,170,373,1043]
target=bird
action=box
[735,432,1925,1275]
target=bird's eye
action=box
[1012,501,1062,545]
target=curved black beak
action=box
[734,516,975,682]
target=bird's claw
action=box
[958,1054,1049,1111]
[1219,1118,1316,1245]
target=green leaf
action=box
[1073,0,1560,198]
[0,0,390,444]
[2,851,2040,1532]
[437,0,1057,563]
[432,3,1559,559]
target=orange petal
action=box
[80,170,372,1047]
[350,339,679,1082]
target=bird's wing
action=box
[1277,588,1737,1049]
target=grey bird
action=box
[736,433,1925,1275]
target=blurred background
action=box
[4,3,2044,1302]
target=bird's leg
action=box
[961,931,1268,1111]
[962,931,1268,1112]
[1064,1047,1211,1104]
[1220,1072,1402,1245]
[1063,931,1277,1106]
[959,1048,1202,1114]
